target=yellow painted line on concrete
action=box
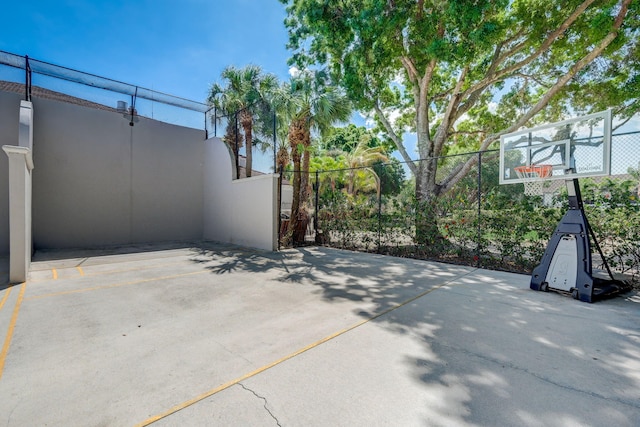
[76,267,85,276]
[134,277,469,426]
[0,282,26,381]
[25,270,208,301]
[30,259,193,284]
[0,287,12,311]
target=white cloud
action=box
[288,66,301,77]
[359,111,376,129]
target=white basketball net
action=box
[514,165,552,197]
[523,181,544,196]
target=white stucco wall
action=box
[1,89,278,254]
[3,144,33,283]
[30,96,205,249]
[0,91,21,255]
[203,137,278,251]
[281,184,293,215]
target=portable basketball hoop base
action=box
[529,178,631,302]
[499,110,630,301]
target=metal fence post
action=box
[314,170,319,243]
[235,112,240,179]
[378,167,383,253]
[204,111,208,140]
[477,151,482,268]
[25,55,32,102]
[273,110,277,173]
[277,165,283,250]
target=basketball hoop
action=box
[514,165,553,196]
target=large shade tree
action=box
[282,70,351,245]
[208,65,278,177]
[281,0,639,239]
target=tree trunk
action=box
[223,121,243,176]
[413,191,446,251]
[300,142,311,204]
[414,152,444,245]
[289,148,302,245]
[239,109,253,177]
[286,118,309,246]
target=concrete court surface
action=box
[0,242,639,426]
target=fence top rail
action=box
[0,50,209,113]
[285,129,638,175]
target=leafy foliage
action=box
[281,0,638,204]
[314,160,640,286]
[208,65,278,177]
[279,70,352,245]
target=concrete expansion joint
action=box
[435,341,640,410]
[238,382,282,427]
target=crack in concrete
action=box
[432,340,640,410]
[6,401,19,427]
[238,383,282,426]
[214,340,254,365]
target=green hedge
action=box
[316,178,639,286]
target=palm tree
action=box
[208,82,244,165]
[208,65,277,177]
[310,155,347,193]
[283,70,351,245]
[343,136,388,198]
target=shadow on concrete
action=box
[0,256,9,290]
[191,243,640,425]
[399,277,640,425]
[193,244,474,323]
[31,241,201,264]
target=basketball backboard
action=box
[499,109,611,185]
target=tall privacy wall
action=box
[32,95,206,249]
[0,91,277,256]
[0,93,18,255]
[1,89,279,256]
[203,138,278,251]
[0,89,205,252]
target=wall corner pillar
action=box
[3,100,34,283]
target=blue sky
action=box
[1,1,634,173]
[0,0,383,172]
[0,0,293,102]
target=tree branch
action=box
[416,0,424,20]
[498,0,598,75]
[400,56,419,85]
[512,72,552,89]
[450,130,487,137]
[454,33,529,121]
[420,59,437,97]
[439,0,631,194]
[434,66,468,155]
[373,102,417,175]
[457,0,598,117]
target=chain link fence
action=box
[286,131,640,284]
[1,50,282,177]
[0,50,210,130]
